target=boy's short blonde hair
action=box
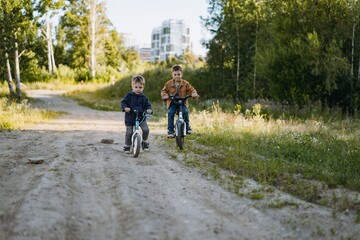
[132,75,145,85]
[171,64,182,72]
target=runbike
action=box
[169,95,193,150]
[131,110,151,158]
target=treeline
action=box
[0,0,144,99]
[2,0,360,114]
[203,0,360,113]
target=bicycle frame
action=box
[131,110,150,157]
[175,99,187,137]
[170,95,192,149]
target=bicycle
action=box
[130,110,151,158]
[168,95,193,150]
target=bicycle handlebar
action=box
[125,109,152,119]
[165,95,199,100]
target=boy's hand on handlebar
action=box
[146,109,153,114]
[192,93,200,99]
[124,107,131,112]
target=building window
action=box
[152,33,160,41]
[163,27,170,34]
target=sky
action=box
[105,0,210,56]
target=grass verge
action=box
[156,103,360,222]
[0,83,64,131]
[0,98,61,130]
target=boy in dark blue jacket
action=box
[121,75,153,153]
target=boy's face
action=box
[172,70,182,81]
[132,82,144,94]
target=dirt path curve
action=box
[0,90,358,240]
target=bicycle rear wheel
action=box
[132,133,141,158]
[175,122,185,150]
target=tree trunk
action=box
[358,56,360,82]
[253,14,259,99]
[351,22,355,77]
[14,42,21,100]
[50,27,57,73]
[46,14,53,74]
[356,55,360,117]
[44,14,57,74]
[232,0,240,102]
[5,52,16,98]
[90,0,96,78]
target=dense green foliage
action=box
[203,0,360,113]
[0,0,146,87]
[2,0,360,115]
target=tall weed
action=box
[0,98,59,130]
[189,101,360,192]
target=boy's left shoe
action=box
[142,141,149,150]
[186,127,192,134]
[123,146,131,153]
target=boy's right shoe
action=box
[186,127,192,134]
[142,141,149,150]
[167,131,175,138]
[123,146,130,154]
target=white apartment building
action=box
[151,19,191,62]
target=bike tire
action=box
[132,133,141,158]
[175,122,185,150]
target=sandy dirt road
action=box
[0,90,359,240]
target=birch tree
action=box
[0,0,56,99]
[0,0,34,100]
[44,13,57,74]
[90,0,96,78]
[59,0,110,79]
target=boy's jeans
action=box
[167,102,189,133]
[125,120,149,146]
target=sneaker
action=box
[142,142,149,150]
[186,128,192,134]
[123,146,130,153]
[167,131,175,138]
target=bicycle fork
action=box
[175,109,187,137]
[132,119,142,145]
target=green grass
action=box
[178,104,360,218]
[0,97,61,130]
[192,128,360,191]
[0,82,63,130]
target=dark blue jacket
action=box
[121,91,152,126]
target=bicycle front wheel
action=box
[132,133,141,158]
[175,122,185,150]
